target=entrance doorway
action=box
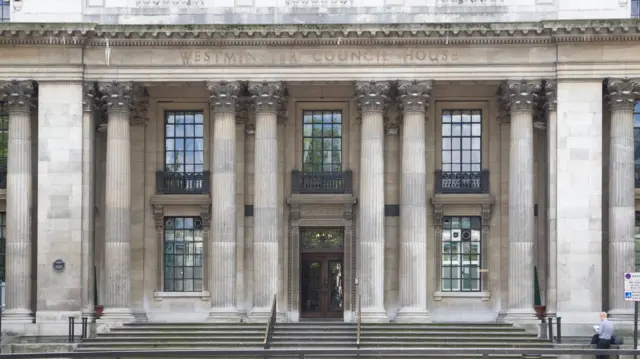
[299,229,344,319]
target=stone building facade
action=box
[0,19,639,336]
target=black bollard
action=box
[547,317,554,342]
[68,316,75,343]
[556,317,562,344]
[81,317,88,339]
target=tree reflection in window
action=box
[163,216,204,292]
[302,111,342,173]
[301,230,344,250]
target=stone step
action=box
[102,330,266,336]
[275,336,540,342]
[87,336,267,341]
[275,342,552,348]
[360,331,534,336]
[115,325,265,330]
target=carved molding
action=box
[83,82,100,113]
[152,204,164,232]
[397,80,432,114]
[0,80,36,113]
[199,204,211,231]
[498,80,541,113]
[355,80,391,114]
[207,80,242,114]
[245,123,256,135]
[542,80,557,112]
[98,81,134,114]
[606,77,640,111]
[131,95,150,127]
[248,81,287,116]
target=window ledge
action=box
[433,291,491,301]
[154,291,211,301]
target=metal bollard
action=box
[547,317,554,342]
[81,317,88,339]
[68,316,75,343]
[556,317,562,344]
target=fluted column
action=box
[97,81,135,322]
[500,80,540,319]
[81,83,98,319]
[396,80,431,322]
[249,81,285,320]
[355,81,390,322]
[207,81,241,321]
[544,82,558,316]
[606,78,640,320]
[0,80,35,323]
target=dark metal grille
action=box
[0,212,5,282]
[302,110,342,173]
[0,2,9,22]
[164,111,205,192]
[441,216,481,292]
[634,101,640,188]
[163,217,204,292]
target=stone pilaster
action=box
[500,80,540,319]
[544,81,558,316]
[396,80,431,322]
[207,81,241,321]
[97,81,135,323]
[606,78,640,320]
[355,80,390,322]
[0,80,35,323]
[248,81,285,320]
[81,82,98,319]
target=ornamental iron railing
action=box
[291,170,352,194]
[435,170,489,194]
[155,171,210,195]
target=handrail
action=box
[263,294,277,349]
[356,293,361,349]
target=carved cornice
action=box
[498,80,541,113]
[606,77,640,111]
[0,80,36,113]
[248,81,286,115]
[542,80,557,112]
[355,80,391,114]
[207,80,242,114]
[4,21,640,46]
[83,82,100,113]
[397,80,432,114]
[98,81,134,114]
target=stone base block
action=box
[2,308,34,324]
[2,322,86,337]
[207,308,241,323]
[395,308,431,323]
[248,307,271,322]
[96,307,135,325]
[360,307,389,323]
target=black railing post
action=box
[547,317,554,342]
[68,316,75,343]
[81,317,88,339]
[344,170,353,194]
[0,165,6,189]
[556,317,562,344]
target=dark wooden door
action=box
[300,253,344,318]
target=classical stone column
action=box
[0,80,35,323]
[355,81,390,322]
[543,81,558,316]
[207,81,241,321]
[248,81,285,320]
[607,78,640,320]
[81,83,98,319]
[97,81,135,322]
[500,80,540,319]
[396,80,431,322]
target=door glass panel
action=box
[327,260,343,312]
[301,259,322,313]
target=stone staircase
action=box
[75,322,265,351]
[74,321,556,358]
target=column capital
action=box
[499,80,541,113]
[207,80,243,114]
[248,81,286,114]
[606,77,640,111]
[355,80,391,113]
[542,80,557,112]
[83,82,100,113]
[0,80,36,114]
[397,80,432,114]
[98,81,134,114]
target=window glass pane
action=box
[164,111,205,174]
[441,110,482,174]
[0,2,8,22]
[163,216,205,292]
[301,110,343,173]
[441,216,482,292]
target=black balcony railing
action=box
[636,166,640,188]
[156,171,210,194]
[291,170,353,194]
[435,170,489,194]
